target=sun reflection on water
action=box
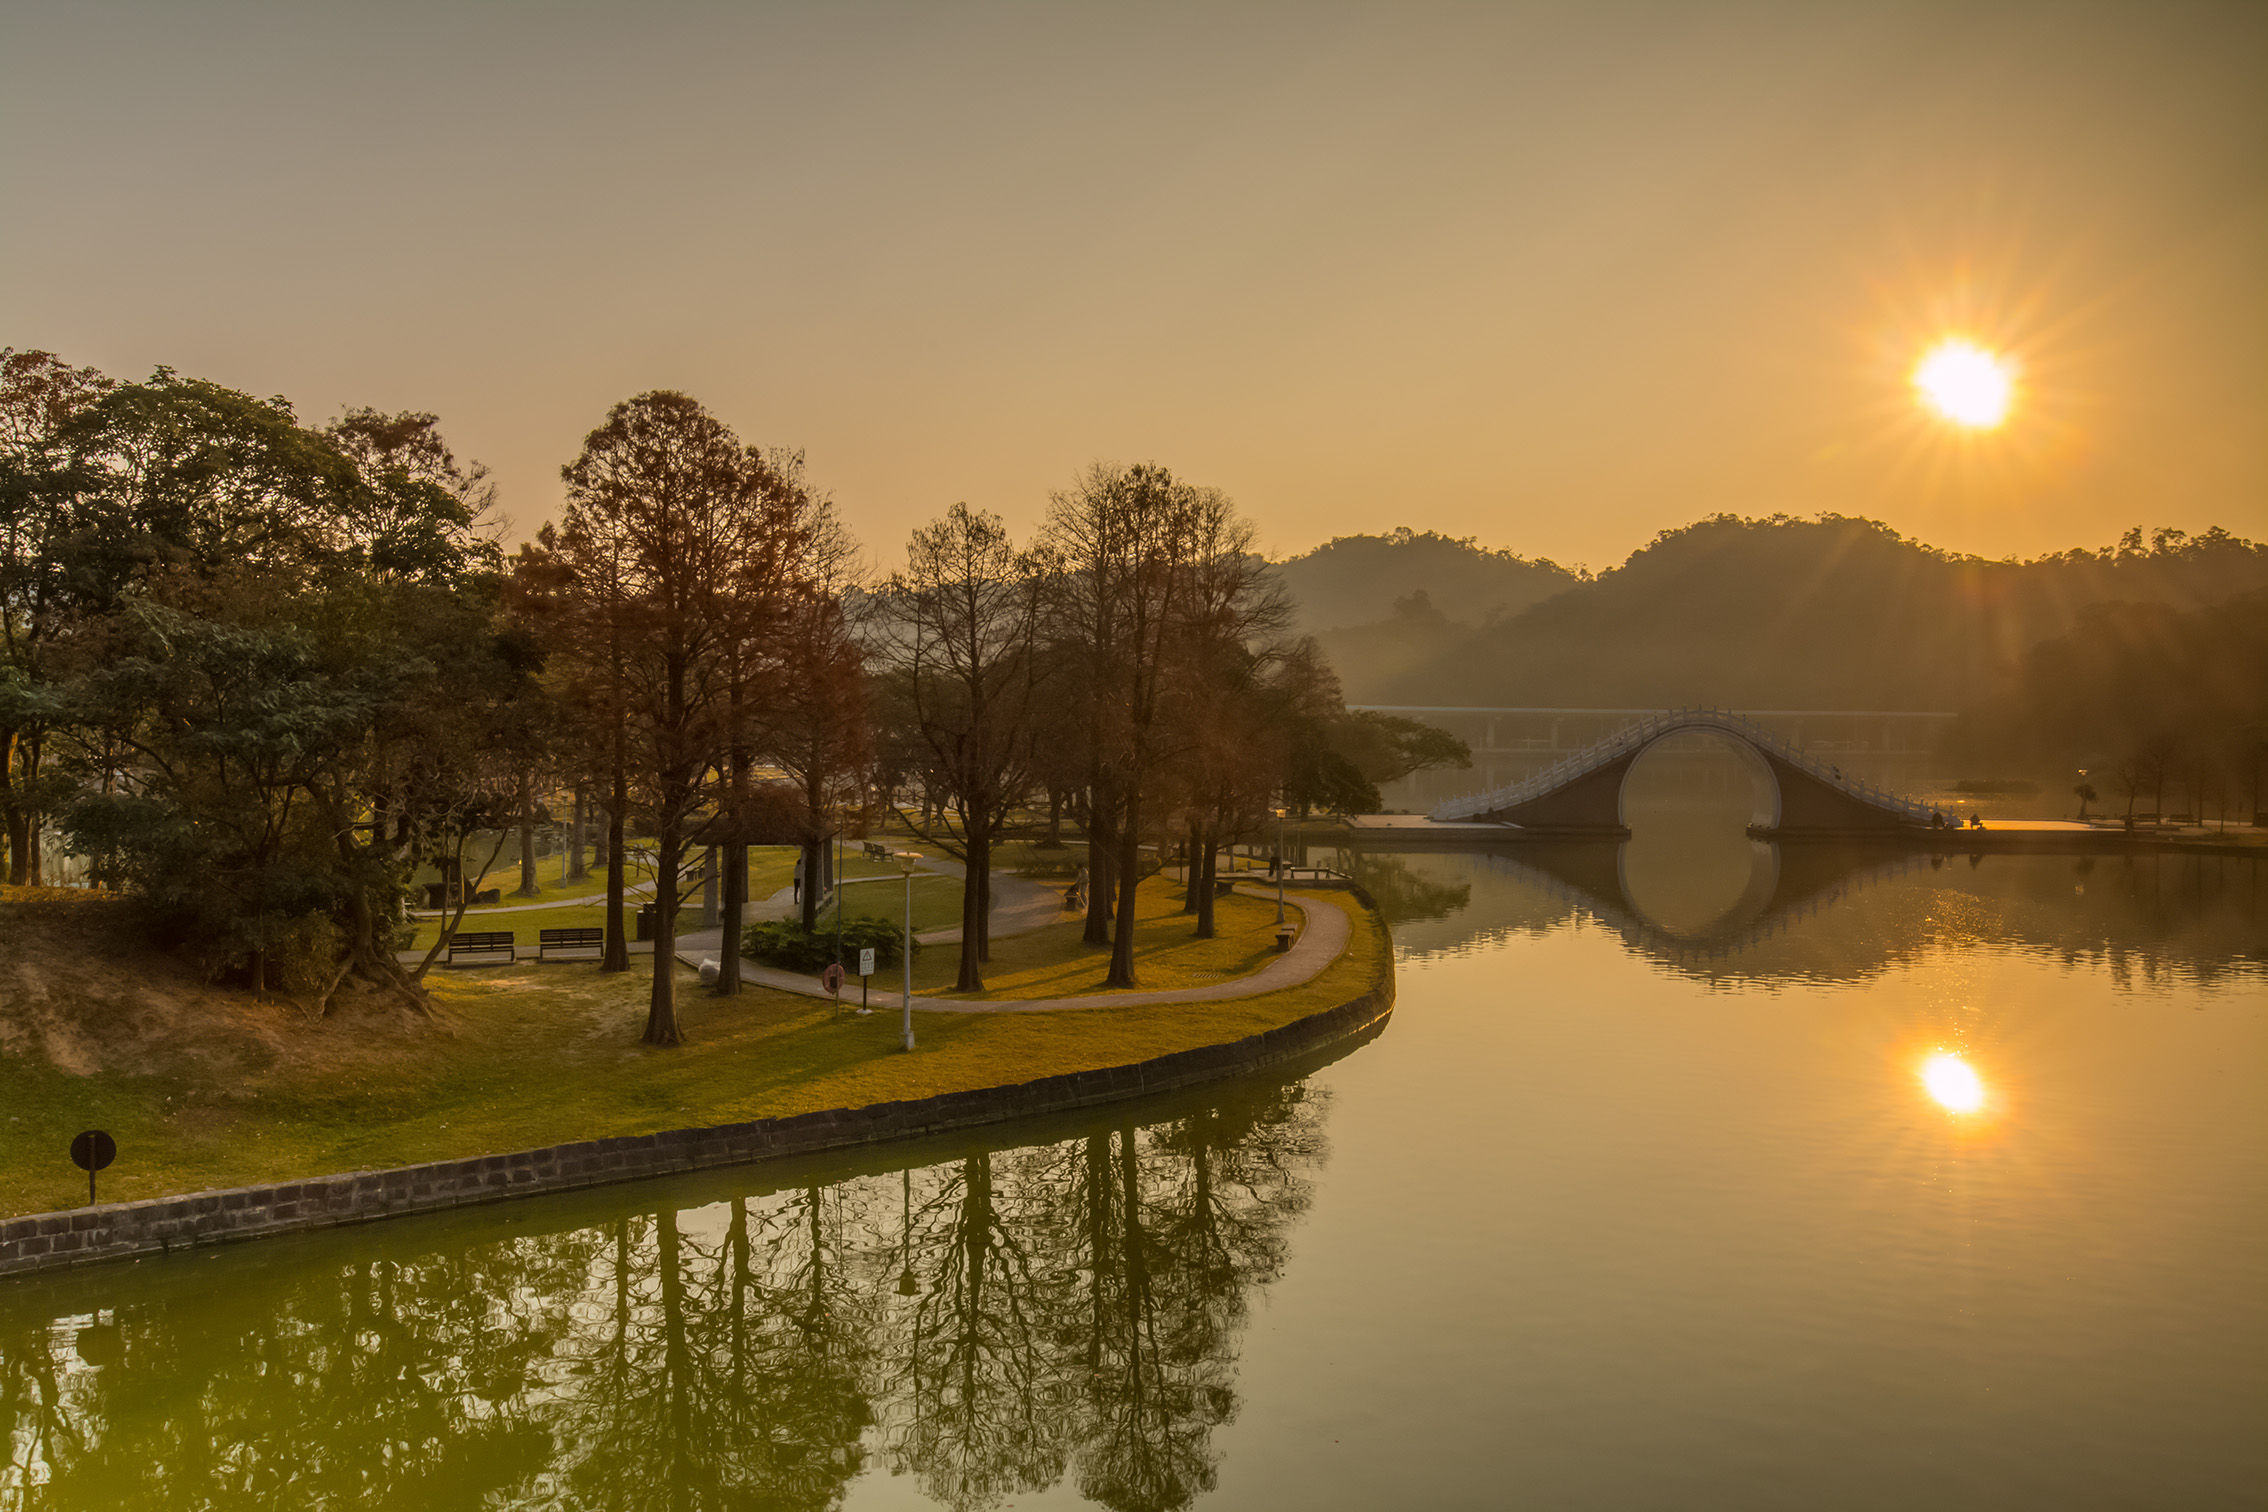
[1920,1052,1987,1114]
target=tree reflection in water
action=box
[0,1080,1330,1512]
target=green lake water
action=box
[3,810,2263,1509]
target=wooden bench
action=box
[445,930,516,965]
[863,841,890,862]
[538,926,604,960]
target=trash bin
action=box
[635,903,658,942]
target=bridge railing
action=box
[1431,707,1937,826]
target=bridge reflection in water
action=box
[1332,830,2268,988]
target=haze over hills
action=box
[1274,516,2268,720]
[1267,530,1581,702]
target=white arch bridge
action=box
[1429,707,1940,838]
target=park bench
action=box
[445,930,516,965]
[863,841,890,861]
[538,926,605,960]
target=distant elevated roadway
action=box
[1428,707,1939,837]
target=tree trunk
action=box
[602,763,630,973]
[1194,820,1217,939]
[1083,784,1116,947]
[514,771,540,896]
[716,840,745,996]
[3,807,25,888]
[1045,786,1063,847]
[0,728,23,886]
[1181,819,1201,914]
[956,810,986,992]
[799,834,824,932]
[1107,792,1142,987]
[567,789,588,883]
[644,829,682,1045]
[6,732,42,885]
[975,825,994,962]
[700,846,719,928]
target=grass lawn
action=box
[824,874,966,936]
[989,838,1084,878]
[0,891,1386,1219]
[909,876,1289,1000]
[406,846,809,952]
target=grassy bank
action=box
[0,889,1387,1219]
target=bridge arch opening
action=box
[1615,724,1781,835]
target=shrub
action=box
[742,916,912,973]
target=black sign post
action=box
[70,1130,116,1207]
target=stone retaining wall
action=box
[0,973,1394,1279]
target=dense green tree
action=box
[27,368,508,1007]
[0,348,116,883]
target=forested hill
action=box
[1270,529,1580,636]
[1286,516,2268,711]
[1268,529,1580,698]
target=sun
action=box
[1913,339,2015,428]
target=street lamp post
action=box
[896,851,921,1051]
[1273,804,1287,926]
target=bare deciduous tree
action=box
[541,392,816,1046]
[877,503,1045,992]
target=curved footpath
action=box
[0,885,1392,1279]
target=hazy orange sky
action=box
[5,1,2262,569]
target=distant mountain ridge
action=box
[1274,516,2268,712]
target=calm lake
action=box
[4,810,2263,1510]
